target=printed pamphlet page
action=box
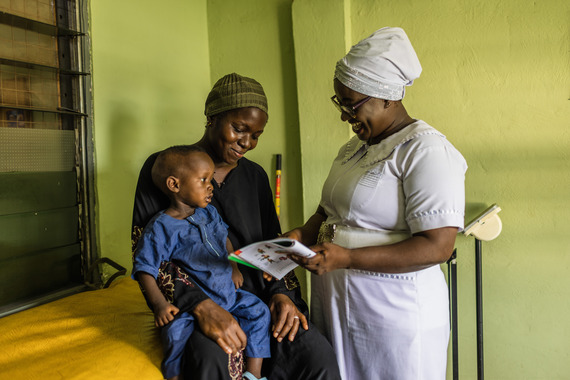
[229,238,316,280]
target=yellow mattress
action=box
[0,278,163,379]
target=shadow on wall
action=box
[98,105,143,259]
[275,0,304,229]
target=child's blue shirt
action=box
[132,204,236,308]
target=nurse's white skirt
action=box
[311,224,449,380]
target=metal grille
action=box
[0,0,94,314]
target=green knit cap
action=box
[204,73,268,117]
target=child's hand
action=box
[229,259,243,289]
[232,268,244,289]
[154,301,179,327]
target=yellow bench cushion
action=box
[0,278,163,379]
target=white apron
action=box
[311,224,449,380]
[314,122,465,379]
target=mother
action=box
[285,27,467,379]
[132,73,340,380]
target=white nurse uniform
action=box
[312,120,467,380]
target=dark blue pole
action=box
[475,238,484,380]
[447,249,459,380]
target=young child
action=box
[132,145,270,380]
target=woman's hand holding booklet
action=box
[228,238,316,280]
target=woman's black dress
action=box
[132,153,340,380]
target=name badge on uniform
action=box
[358,164,385,188]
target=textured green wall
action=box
[90,0,303,269]
[294,0,570,378]
[90,0,569,378]
[206,0,304,232]
[292,0,353,222]
[354,1,570,378]
[206,0,306,291]
[90,0,211,270]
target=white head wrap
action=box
[335,27,422,100]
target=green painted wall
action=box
[291,0,354,298]
[90,0,304,270]
[294,0,570,378]
[206,0,306,291]
[292,0,353,223]
[206,0,304,232]
[90,0,211,270]
[89,0,569,378]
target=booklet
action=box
[229,238,316,280]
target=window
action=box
[0,0,96,315]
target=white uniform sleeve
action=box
[402,135,467,234]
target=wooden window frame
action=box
[0,0,97,316]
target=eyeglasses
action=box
[331,95,372,118]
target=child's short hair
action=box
[151,145,208,196]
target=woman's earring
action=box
[206,121,212,128]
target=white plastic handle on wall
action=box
[463,204,502,241]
